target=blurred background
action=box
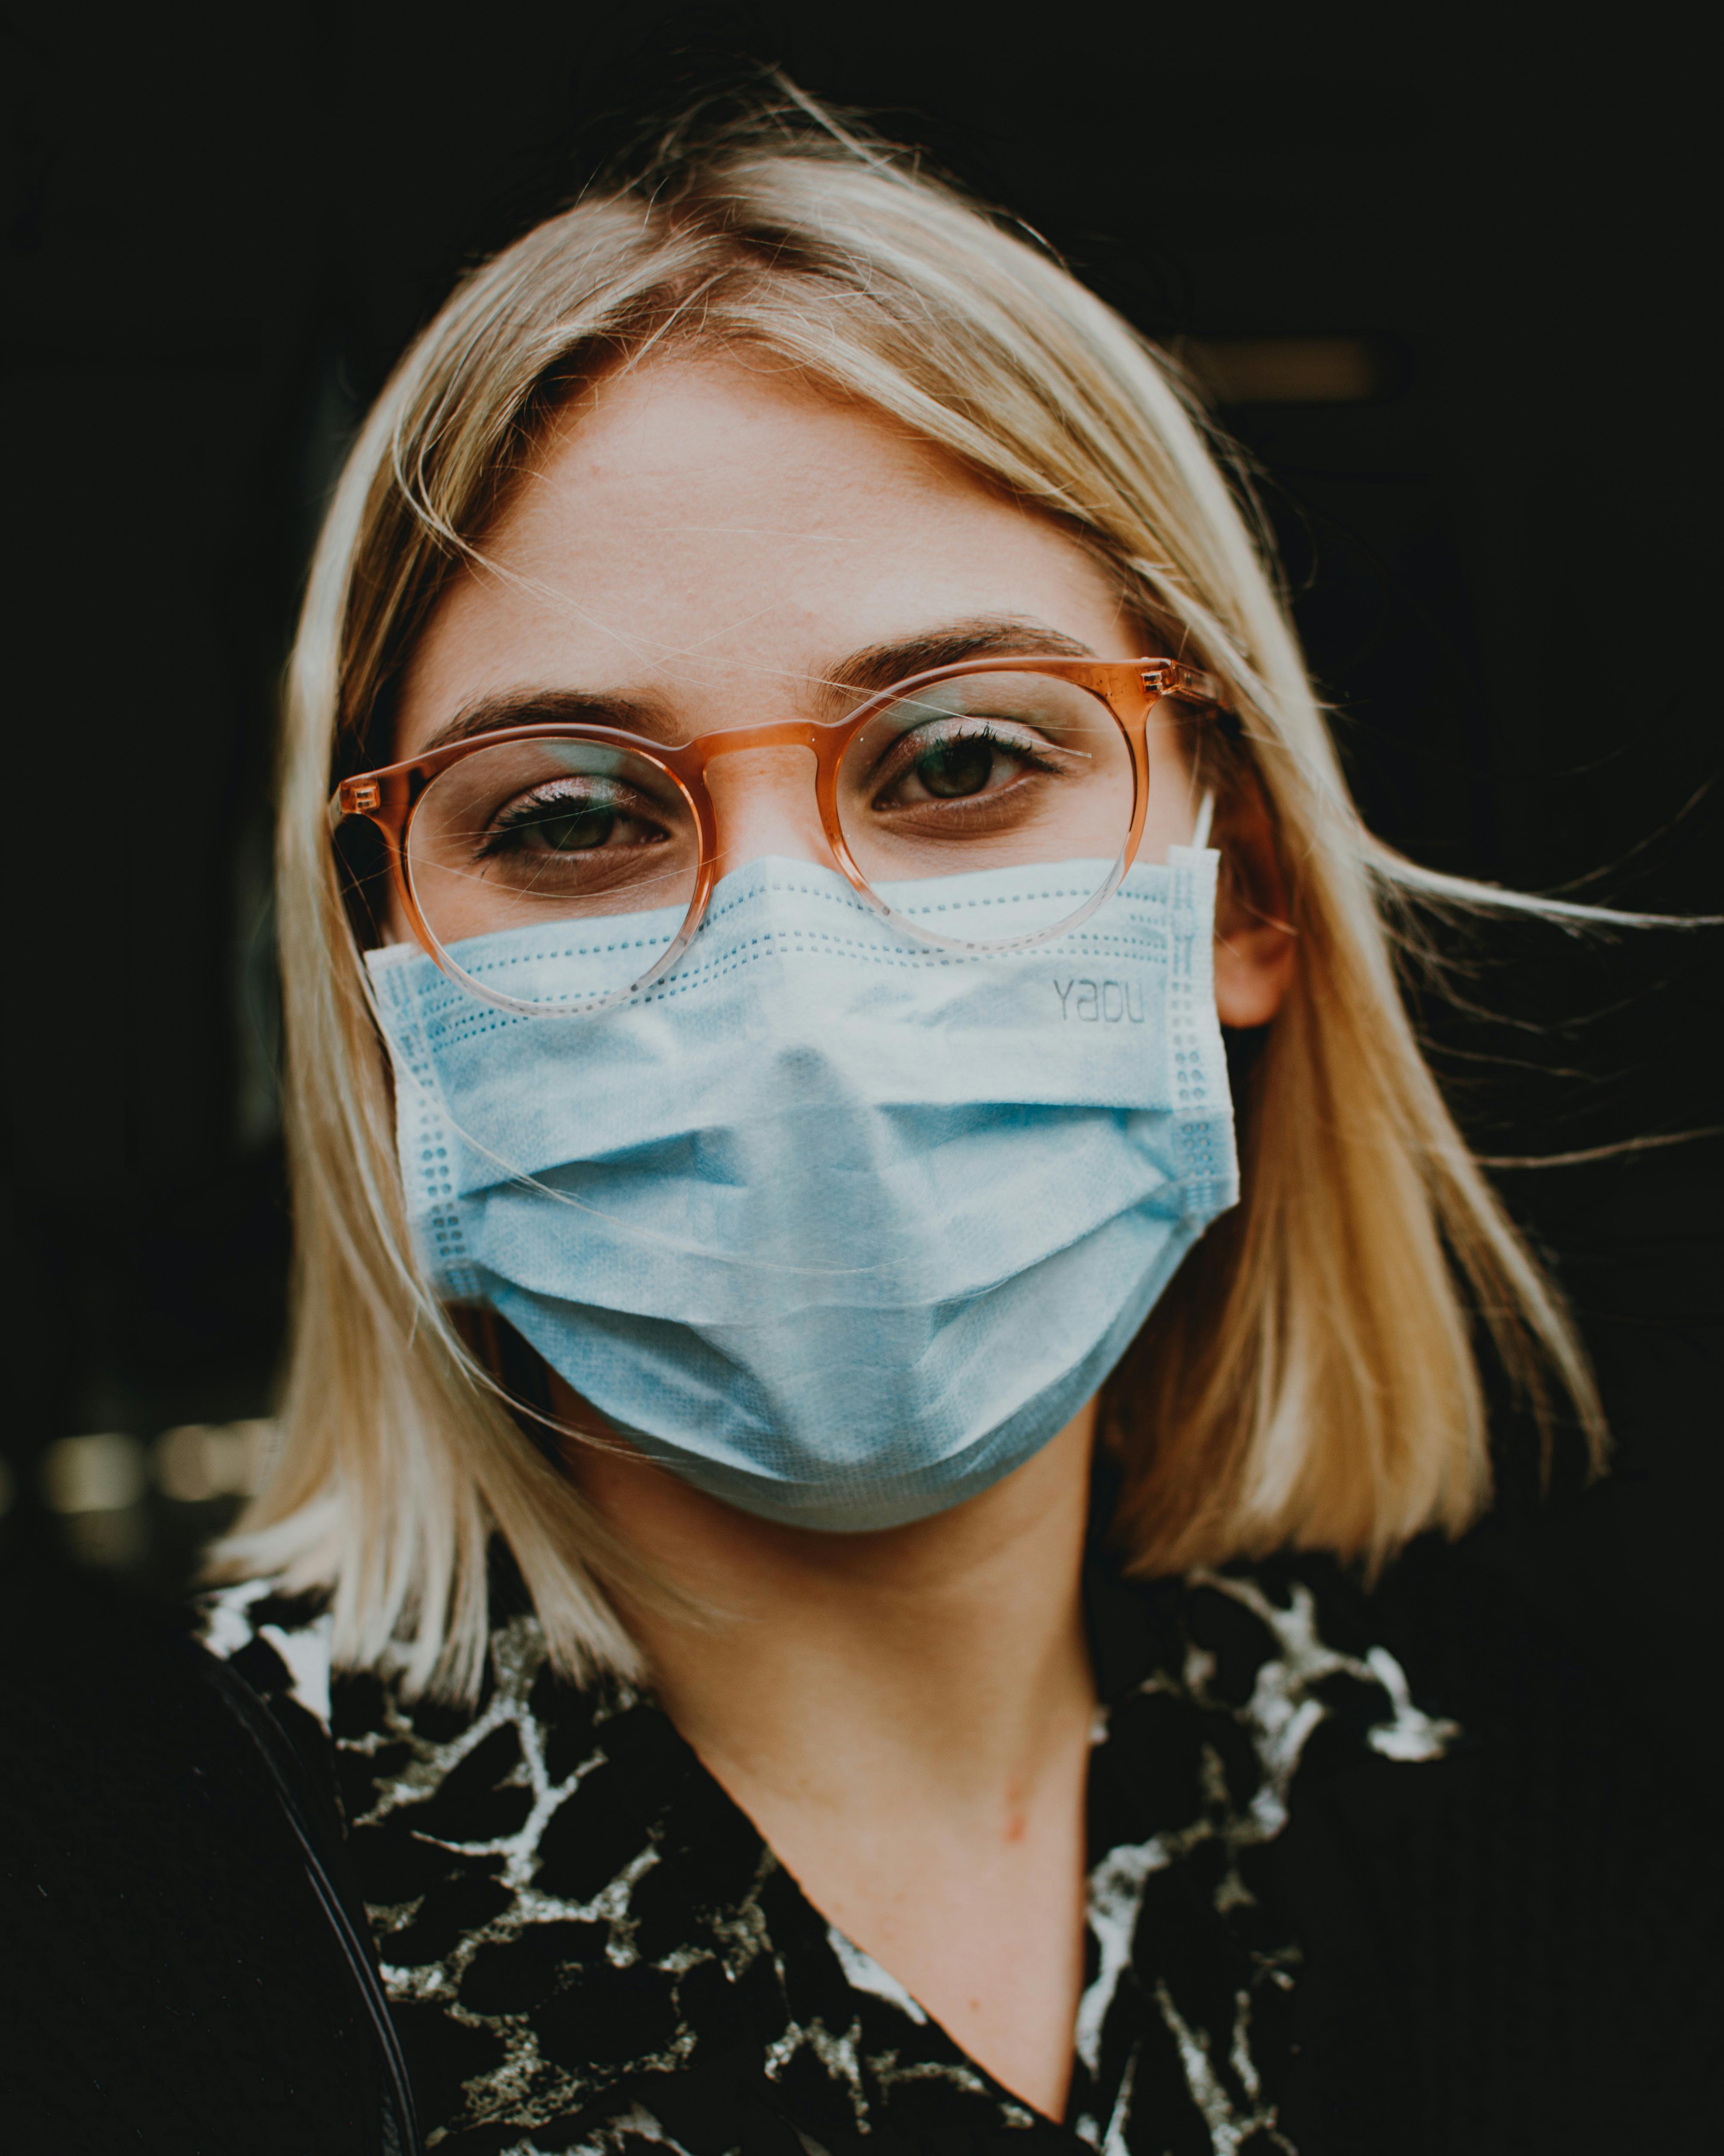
[2,3,1717,1749]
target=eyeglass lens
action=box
[404,671,1137,1009]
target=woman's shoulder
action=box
[0,1555,391,2153]
[1206,1538,1724,2150]
[1087,1547,1460,1804]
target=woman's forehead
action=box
[395,356,1138,752]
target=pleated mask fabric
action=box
[366,848,1238,1531]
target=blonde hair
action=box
[218,93,1618,1697]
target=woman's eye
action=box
[876,723,1054,809]
[482,790,664,857]
[913,737,996,799]
[517,803,620,852]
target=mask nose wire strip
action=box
[1191,789,1216,851]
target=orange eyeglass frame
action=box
[331,655,1230,996]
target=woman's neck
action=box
[554,1382,1099,2114]
[560,1395,1097,1808]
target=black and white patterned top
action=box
[201,1548,1455,2155]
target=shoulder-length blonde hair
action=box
[218,92,1611,1697]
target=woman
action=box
[200,92,1628,2153]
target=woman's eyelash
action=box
[474,788,633,855]
[491,791,591,828]
[884,722,1064,778]
[489,784,631,827]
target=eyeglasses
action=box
[331,655,1229,1017]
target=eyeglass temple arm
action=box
[329,777,385,831]
[1142,660,1227,707]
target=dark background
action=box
[2,3,1718,1754]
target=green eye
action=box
[527,805,616,852]
[914,739,995,799]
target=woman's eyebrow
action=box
[823,618,1097,704]
[417,687,680,754]
[414,619,1098,754]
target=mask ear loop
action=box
[1190,789,1216,850]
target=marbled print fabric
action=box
[203,1551,1453,2155]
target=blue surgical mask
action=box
[367,846,1237,1531]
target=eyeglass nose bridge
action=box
[654,711,886,937]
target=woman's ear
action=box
[1210,777,1297,1029]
